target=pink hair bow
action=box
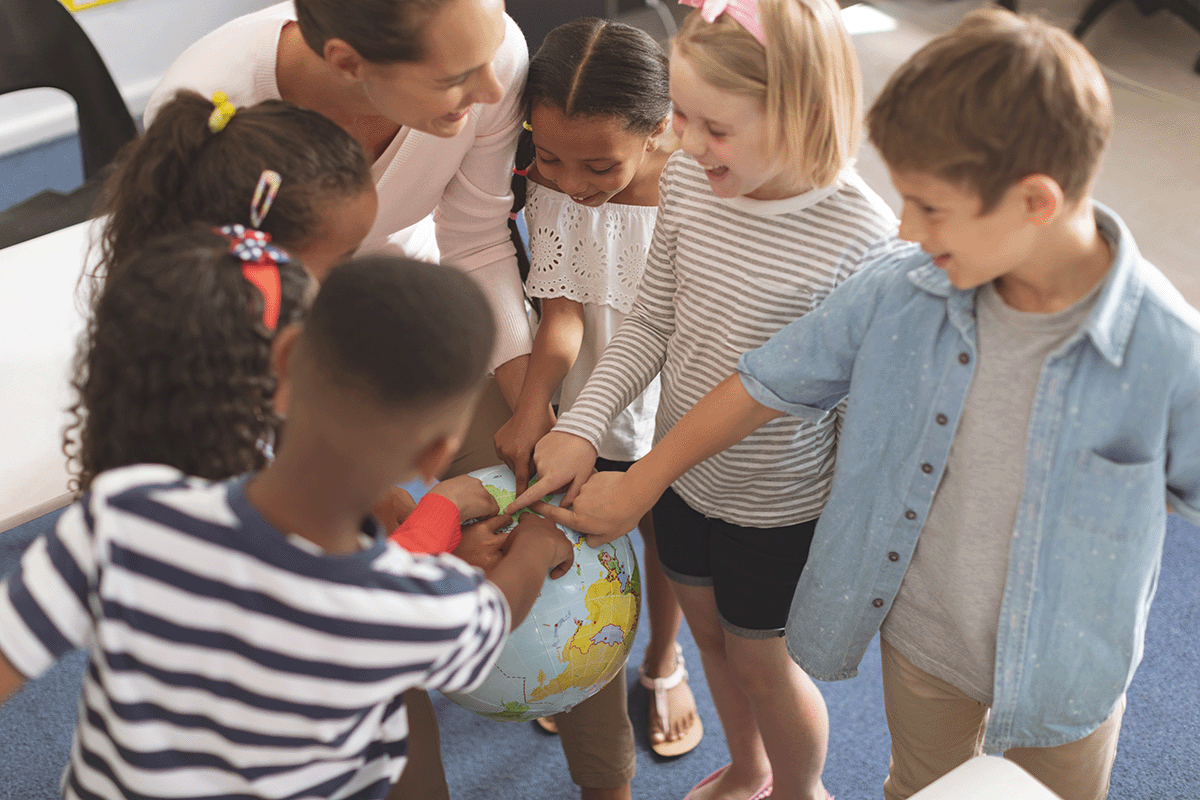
[680,0,766,45]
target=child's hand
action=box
[532,471,645,547]
[429,476,499,521]
[452,515,514,572]
[510,514,574,580]
[494,403,557,495]
[507,431,597,513]
[487,514,575,627]
[373,485,418,531]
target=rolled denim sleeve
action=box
[737,256,896,422]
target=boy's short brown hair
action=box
[867,9,1113,212]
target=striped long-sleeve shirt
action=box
[555,152,903,527]
[0,465,508,800]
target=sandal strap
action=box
[638,643,687,728]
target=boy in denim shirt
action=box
[534,10,1200,799]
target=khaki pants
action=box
[551,669,637,788]
[880,637,1125,800]
[391,378,511,800]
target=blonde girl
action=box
[510,2,904,798]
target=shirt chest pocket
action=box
[1065,449,1164,540]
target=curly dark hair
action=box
[64,225,311,492]
[92,90,372,291]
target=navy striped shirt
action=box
[0,465,509,800]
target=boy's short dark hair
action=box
[303,256,495,410]
[867,8,1113,212]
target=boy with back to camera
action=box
[534,10,1200,800]
[0,255,572,800]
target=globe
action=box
[443,464,641,722]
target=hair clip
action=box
[208,91,237,134]
[249,170,282,229]
[512,166,529,177]
[218,224,289,330]
[522,120,534,132]
[680,0,766,46]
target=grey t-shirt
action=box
[882,278,1102,703]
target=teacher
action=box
[146,3,530,799]
[147,0,532,477]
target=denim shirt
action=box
[737,204,1200,751]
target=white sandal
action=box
[639,643,703,757]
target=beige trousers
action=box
[880,637,1125,800]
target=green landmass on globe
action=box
[480,479,552,524]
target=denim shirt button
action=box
[935,413,948,425]
[888,551,900,562]
[904,510,917,520]
[872,598,885,608]
[958,352,970,364]
[921,463,933,474]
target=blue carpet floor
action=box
[1,504,1197,798]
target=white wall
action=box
[0,0,277,156]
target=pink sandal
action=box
[682,764,772,800]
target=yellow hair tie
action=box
[208,91,237,134]
[522,120,533,132]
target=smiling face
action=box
[668,50,801,201]
[529,103,664,207]
[888,168,1037,290]
[358,0,507,137]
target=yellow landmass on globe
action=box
[529,550,638,701]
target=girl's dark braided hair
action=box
[64,225,311,492]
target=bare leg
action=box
[672,582,771,800]
[725,634,829,800]
[639,511,699,746]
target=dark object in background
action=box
[0,0,137,248]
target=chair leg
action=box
[1073,0,1122,37]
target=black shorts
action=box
[593,457,634,473]
[651,486,818,639]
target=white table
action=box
[0,221,95,531]
[910,756,1063,800]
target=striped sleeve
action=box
[553,164,679,447]
[422,570,509,694]
[0,500,97,678]
[561,154,903,526]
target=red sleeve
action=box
[389,493,462,553]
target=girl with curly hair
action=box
[67,88,376,491]
[66,225,310,492]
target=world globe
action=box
[443,465,641,722]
